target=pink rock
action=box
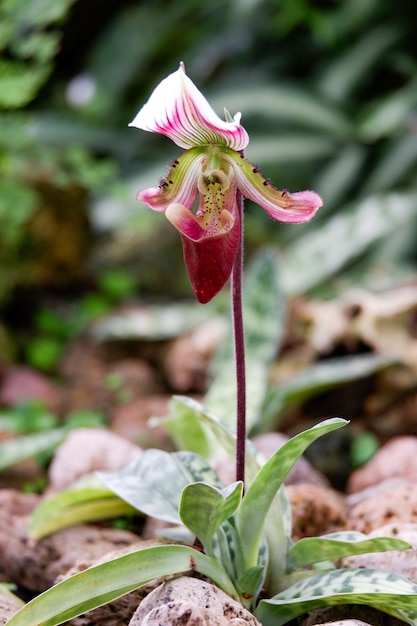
[347,436,417,493]
[164,318,226,392]
[348,483,417,533]
[129,576,261,626]
[110,395,171,449]
[47,427,142,492]
[0,365,59,411]
[0,487,140,592]
[0,591,22,625]
[287,483,347,541]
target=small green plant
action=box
[9,397,417,626]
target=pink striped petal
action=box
[129,63,249,151]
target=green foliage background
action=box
[2,0,417,303]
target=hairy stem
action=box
[232,188,246,485]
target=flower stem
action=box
[232,188,246,485]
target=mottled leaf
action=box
[174,450,224,486]
[237,418,348,572]
[180,481,242,555]
[98,448,223,525]
[281,192,417,295]
[92,303,214,341]
[287,531,411,569]
[156,397,218,459]
[98,449,190,523]
[171,396,263,483]
[256,568,417,626]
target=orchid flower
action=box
[130,62,322,303]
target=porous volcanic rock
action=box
[129,576,261,626]
[347,483,417,533]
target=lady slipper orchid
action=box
[130,62,322,303]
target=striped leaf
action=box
[256,568,417,626]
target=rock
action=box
[163,318,226,392]
[342,522,417,580]
[0,489,140,592]
[347,483,417,533]
[47,427,142,492]
[0,458,46,491]
[0,365,60,411]
[0,590,22,625]
[345,478,410,508]
[129,576,261,626]
[59,338,162,417]
[302,604,405,626]
[110,395,171,449]
[287,483,347,541]
[347,436,417,493]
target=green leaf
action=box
[287,531,411,569]
[170,396,263,484]
[28,474,137,540]
[259,353,396,433]
[174,450,224,486]
[210,85,352,138]
[359,77,417,142]
[0,583,24,606]
[363,134,417,194]
[236,418,348,572]
[247,134,336,165]
[0,428,67,471]
[318,26,399,102]
[237,565,266,608]
[6,545,238,626]
[205,249,286,431]
[281,192,417,295]
[97,449,190,524]
[256,568,417,626]
[0,60,51,108]
[157,397,217,458]
[312,143,366,210]
[92,302,213,341]
[98,448,223,525]
[179,481,243,555]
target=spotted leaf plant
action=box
[6,65,417,626]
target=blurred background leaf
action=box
[2,0,417,429]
